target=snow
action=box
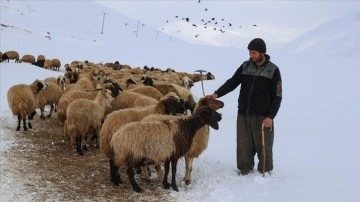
[1,0,360,201]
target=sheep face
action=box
[206,72,215,80]
[198,97,224,111]
[163,95,186,115]
[197,106,222,130]
[142,77,153,86]
[35,80,48,91]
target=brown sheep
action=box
[110,91,158,111]
[1,51,20,63]
[57,83,121,123]
[20,54,36,63]
[50,59,61,71]
[44,59,51,69]
[7,80,48,131]
[141,97,224,185]
[64,89,114,155]
[99,92,185,184]
[37,82,63,119]
[37,55,45,61]
[110,106,222,192]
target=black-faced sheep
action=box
[110,106,222,192]
[64,89,114,155]
[7,79,48,131]
[1,51,20,63]
[36,82,63,119]
[141,97,224,185]
[20,54,36,63]
[99,92,185,184]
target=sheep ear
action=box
[209,121,219,130]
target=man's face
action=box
[249,50,263,63]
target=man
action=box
[205,38,282,175]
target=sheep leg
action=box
[141,166,150,182]
[109,159,122,185]
[26,118,32,130]
[184,157,194,185]
[16,116,21,131]
[126,167,143,193]
[76,136,84,155]
[40,107,46,119]
[162,160,171,189]
[155,164,164,182]
[171,158,179,191]
[47,105,54,118]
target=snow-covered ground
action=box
[1,1,360,201]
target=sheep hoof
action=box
[46,114,51,118]
[77,150,84,156]
[28,123,32,129]
[16,126,20,131]
[23,126,28,131]
[163,182,171,189]
[185,180,191,185]
[172,184,179,192]
[133,187,143,193]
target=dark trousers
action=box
[236,114,274,172]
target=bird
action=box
[205,8,208,11]
[195,34,200,37]
[198,0,201,3]
[186,17,189,22]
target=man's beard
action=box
[251,54,264,63]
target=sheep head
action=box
[162,92,186,115]
[196,106,222,130]
[33,79,48,91]
[197,97,224,111]
[206,72,215,80]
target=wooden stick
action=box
[261,123,266,177]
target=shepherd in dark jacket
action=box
[205,38,282,175]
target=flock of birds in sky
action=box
[122,0,258,38]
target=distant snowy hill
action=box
[283,10,360,57]
[0,0,244,72]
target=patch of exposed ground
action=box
[1,112,176,202]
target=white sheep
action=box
[36,82,63,119]
[141,96,224,185]
[7,79,48,131]
[110,106,222,192]
[99,92,185,184]
[64,89,114,155]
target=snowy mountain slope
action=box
[283,10,360,57]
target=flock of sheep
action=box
[5,55,224,193]
[1,50,61,71]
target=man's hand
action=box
[204,94,218,99]
[262,117,273,130]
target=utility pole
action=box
[135,21,140,37]
[101,12,107,34]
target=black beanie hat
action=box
[247,38,266,53]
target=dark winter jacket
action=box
[214,54,282,119]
